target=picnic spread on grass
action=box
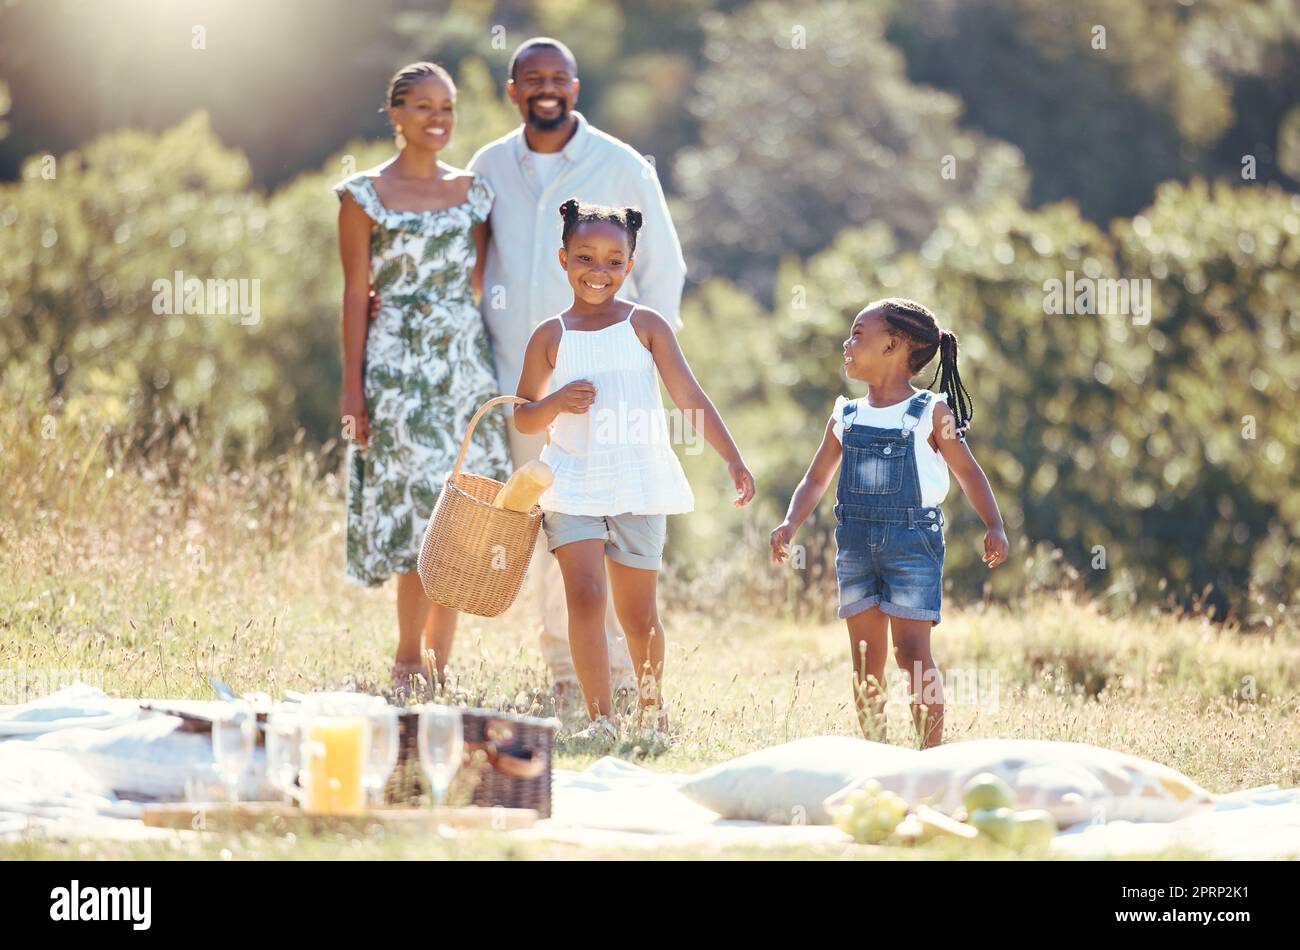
[2,682,1298,858]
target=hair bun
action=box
[624,207,643,232]
[558,198,580,221]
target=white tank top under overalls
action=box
[831,391,950,507]
[538,307,695,517]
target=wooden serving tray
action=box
[141,802,538,833]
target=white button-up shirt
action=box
[468,111,687,396]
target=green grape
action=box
[835,783,910,844]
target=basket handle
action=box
[450,395,549,480]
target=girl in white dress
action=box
[514,199,755,742]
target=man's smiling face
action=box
[508,45,579,131]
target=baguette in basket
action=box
[492,460,554,512]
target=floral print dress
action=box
[334,173,510,587]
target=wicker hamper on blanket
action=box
[417,395,544,617]
[385,707,558,817]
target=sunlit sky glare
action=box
[2,0,389,181]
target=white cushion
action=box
[825,738,1215,826]
[678,736,921,824]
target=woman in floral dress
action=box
[335,62,509,691]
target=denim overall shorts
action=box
[834,391,945,624]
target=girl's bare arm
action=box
[932,402,1009,568]
[771,419,842,562]
[642,309,754,504]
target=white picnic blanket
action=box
[1050,784,1300,859]
[0,681,142,736]
[2,684,1298,858]
[0,684,264,841]
[529,758,1300,858]
[529,757,850,850]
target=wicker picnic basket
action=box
[417,395,544,617]
[385,707,558,817]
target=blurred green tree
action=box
[0,112,274,453]
[889,0,1300,221]
[671,0,1028,298]
[1111,178,1300,618]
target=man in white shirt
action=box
[468,37,688,712]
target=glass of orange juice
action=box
[299,694,373,816]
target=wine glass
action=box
[265,709,303,805]
[417,705,463,808]
[363,703,400,808]
[212,700,256,804]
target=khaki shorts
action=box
[541,512,667,571]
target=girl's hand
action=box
[556,379,597,414]
[770,521,795,564]
[367,289,381,321]
[728,459,756,507]
[341,387,370,449]
[982,527,1009,568]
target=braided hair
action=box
[559,198,643,254]
[873,297,975,435]
[384,62,455,110]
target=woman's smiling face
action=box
[389,76,456,150]
[560,221,634,305]
[842,306,893,380]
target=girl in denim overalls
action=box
[771,298,1009,747]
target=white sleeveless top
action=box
[830,391,951,507]
[538,308,695,516]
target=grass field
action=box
[2,411,1297,859]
